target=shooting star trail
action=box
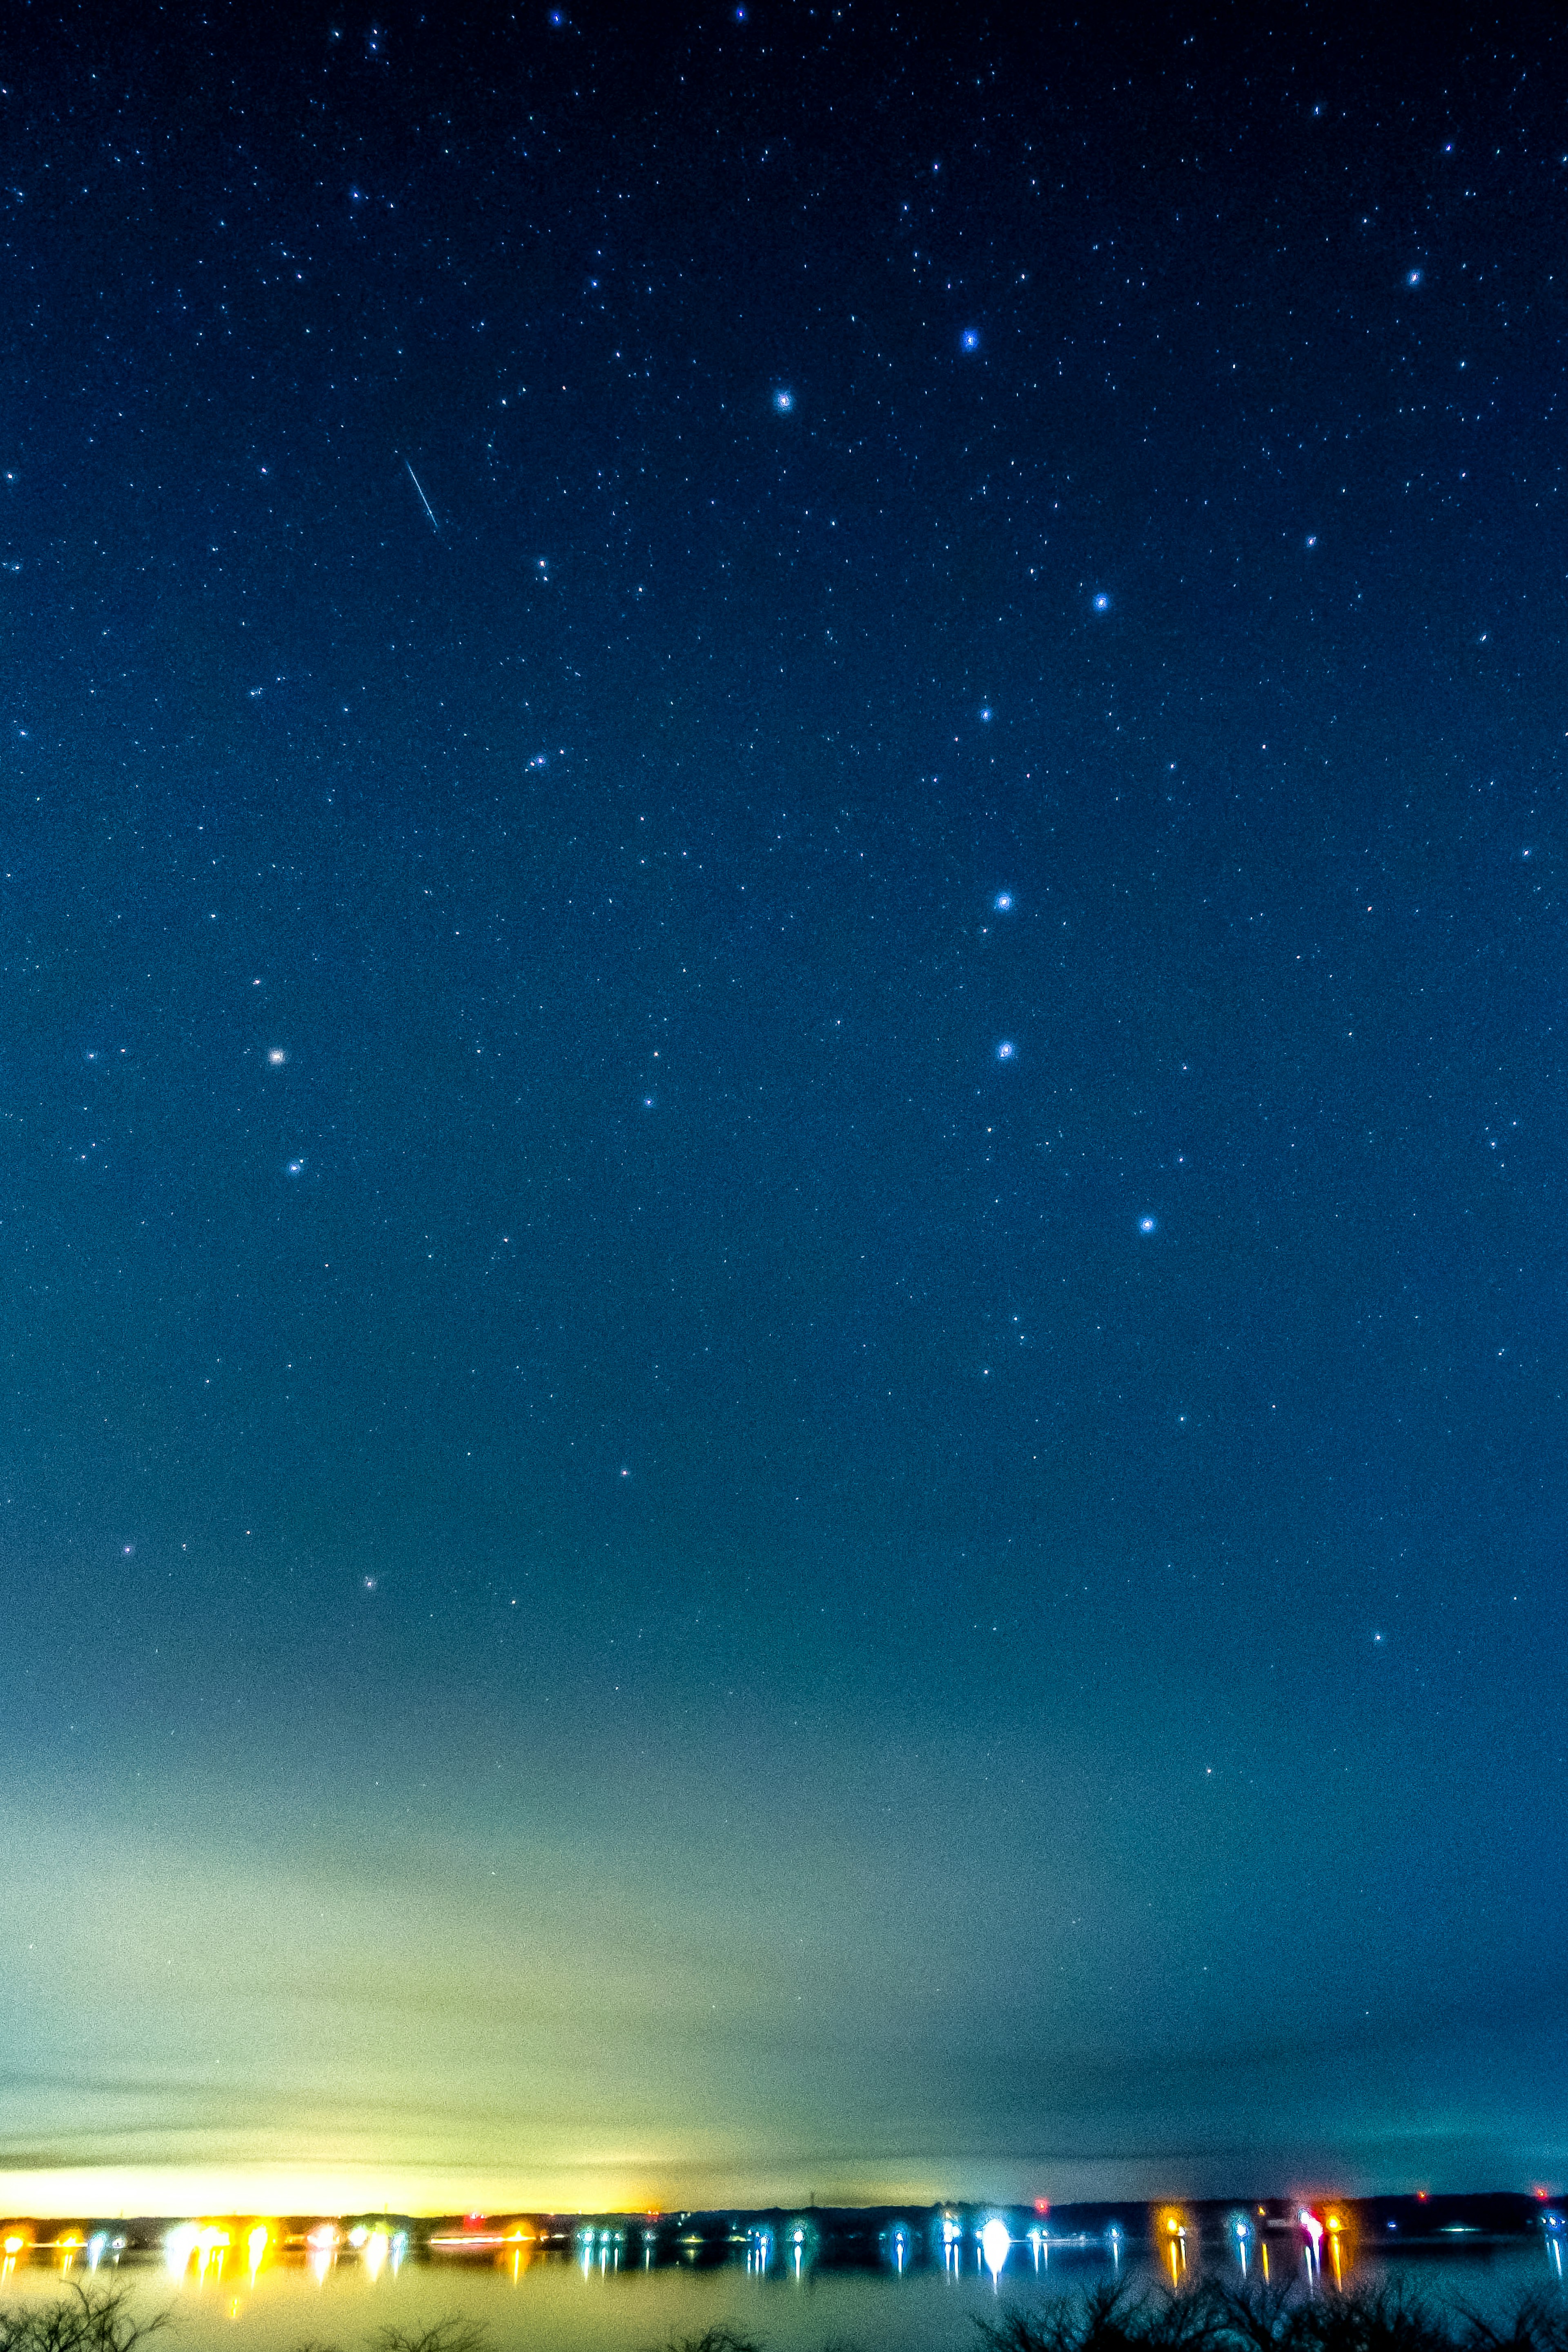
[404,459,439,533]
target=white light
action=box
[164,2224,198,2278]
[981,2218,1011,2276]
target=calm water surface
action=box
[5,2245,1564,2352]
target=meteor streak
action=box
[404,459,439,532]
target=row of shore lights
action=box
[55,2201,1568,2298]
[1163,2208,1353,2292]
[1,2232,127,2275]
[163,2223,409,2284]
[949,2208,1353,2290]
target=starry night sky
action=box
[2,2,1566,2214]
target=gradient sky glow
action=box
[2,3,1566,2214]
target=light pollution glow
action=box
[4,1753,1561,2219]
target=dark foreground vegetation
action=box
[972,2283,1568,2352]
[4,2285,1568,2352]
[655,2295,1568,2352]
[0,2289,169,2352]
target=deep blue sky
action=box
[2,2,1565,2212]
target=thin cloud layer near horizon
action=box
[2,2,1565,2214]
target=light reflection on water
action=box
[0,2243,1564,2352]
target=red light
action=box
[1034,2201,1050,2216]
[1417,2192,1428,2203]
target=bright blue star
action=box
[996,1040,1016,1062]
[978,706,992,722]
[1138,1214,1157,1234]
[1405,268,1423,287]
[993,891,1013,913]
[772,387,795,413]
[1092,591,1111,613]
[960,328,981,352]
